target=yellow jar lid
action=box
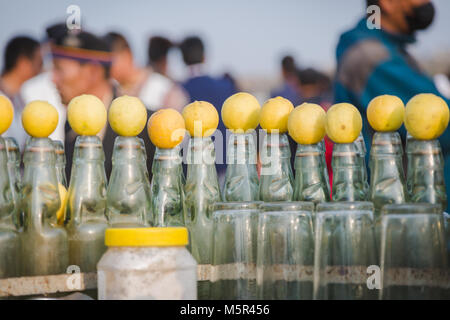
[105,227,189,247]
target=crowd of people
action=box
[1,0,450,210]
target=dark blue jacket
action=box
[334,18,450,212]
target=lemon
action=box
[182,101,219,137]
[147,108,186,149]
[367,95,405,132]
[288,103,326,144]
[260,96,294,134]
[22,100,59,138]
[405,93,449,140]
[325,103,362,143]
[0,95,14,135]
[56,183,68,226]
[68,94,107,136]
[108,95,147,136]
[221,92,261,132]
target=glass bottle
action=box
[20,137,69,276]
[5,137,22,230]
[53,140,67,188]
[369,132,408,245]
[331,143,368,202]
[0,137,19,278]
[106,137,151,227]
[150,146,185,226]
[407,139,447,210]
[184,136,221,299]
[259,133,294,201]
[293,142,330,203]
[222,132,259,201]
[65,136,108,273]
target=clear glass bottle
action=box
[369,132,408,245]
[0,137,19,278]
[406,139,447,210]
[150,146,185,227]
[53,140,67,188]
[184,137,221,300]
[106,137,151,227]
[20,137,69,276]
[5,137,22,230]
[259,133,294,201]
[405,132,415,195]
[293,143,330,203]
[65,136,108,273]
[331,143,368,202]
[222,132,259,201]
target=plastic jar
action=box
[97,227,197,300]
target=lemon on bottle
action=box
[68,94,107,136]
[182,101,219,137]
[325,103,362,144]
[288,103,326,144]
[260,96,294,133]
[56,183,68,226]
[0,95,14,135]
[221,92,261,133]
[109,95,147,136]
[367,95,405,132]
[147,108,186,149]
[22,100,59,138]
[405,93,449,140]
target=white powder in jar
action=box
[97,246,197,300]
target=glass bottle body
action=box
[20,138,68,276]
[223,132,259,201]
[5,137,22,230]
[53,140,67,188]
[150,147,185,227]
[107,137,151,227]
[65,136,108,273]
[259,133,294,201]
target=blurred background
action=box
[1,0,450,100]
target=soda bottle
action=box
[106,137,151,227]
[184,136,221,299]
[259,133,294,201]
[331,143,368,201]
[354,132,370,194]
[65,136,108,272]
[20,137,69,276]
[150,145,186,226]
[0,137,19,278]
[222,132,259,201]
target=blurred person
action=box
[104,32,188,113]
[51,30,118,180]
[271,55,302,106]
[0,36,42,151]
[334,0,450,211]
[148,36,172,77]
[179,35,238,186]
[21,23,69,146]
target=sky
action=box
[0,0,449,80]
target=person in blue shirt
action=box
[334,0,450,212]
[179,36,237,187]
[271,55,303,106]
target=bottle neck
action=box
[22,137,60,230]
[226,132,257,165]
[152,146,183,173]
[112,136,146,165]
[67,136,107,225]
[0,137,14,227]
